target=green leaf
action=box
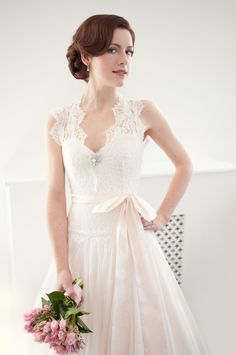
[46,291,65,304]
[50,303,60,318]
[64,307,82,318]
[76,309,90,316]
[58,303,67,317]
[76,317,93,333]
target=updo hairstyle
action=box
[66,14,135,82]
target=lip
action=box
[113,72,126,77]
[112,70,127,78]
[112,70,128,74]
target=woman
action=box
[42,14,209,355]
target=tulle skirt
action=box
[22,193,209,355]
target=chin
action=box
[116,82,125,87]
[106,77,126,88]
[114,79,126,87]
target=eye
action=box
[107,48,117,54]
[107,48,134,56]
[127,49,134,56]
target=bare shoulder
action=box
[44,114,66,193]
[139,99,168,132]
[139,99,193,168]
[44,113,63,152]
[45,114,57,130]
[45,105,66,147]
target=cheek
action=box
[96,56,114,72]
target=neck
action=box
[79,87,120,113]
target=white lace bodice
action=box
[49,94,149,195]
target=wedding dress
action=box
[24,93,209,354]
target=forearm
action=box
[156,163,193,222]
[46,191,69,273]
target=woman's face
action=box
[89,28,134,87]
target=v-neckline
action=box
[76,93,123,155]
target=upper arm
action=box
[45,115,65,194]
[140,99,193,169]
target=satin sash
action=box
[71,193,157,353]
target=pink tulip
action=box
[51,329,60,341]
[24,323,34,332]
[59,318,67,330]
[65,344,76,353]
[50,319,59,332]
[58,329,66,341]
[34,332,45,342]
[73,284,84,306]
[44,334,52,343]
[43,321,51,334]
[65,332,76,345]
[53,344,65,352]
[24,310,36,322]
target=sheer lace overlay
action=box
[48,95,148,195]
[49,95,146,147]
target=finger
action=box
[65,286,76,298]
[144,224,157,230]
[142,222,151,228]
[144,222,155,227]
[142,221,151,226]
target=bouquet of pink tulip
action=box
[24,278,93,354]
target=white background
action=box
[0,1,235,354]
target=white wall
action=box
[1,0,236,353]
[1,0,235,171]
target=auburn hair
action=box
[66,14,135,83]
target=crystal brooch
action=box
[90,154,101,166]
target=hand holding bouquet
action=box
[24,278,92,354]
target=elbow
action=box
[176,160,194,174]
[186,160,194,174]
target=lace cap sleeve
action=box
[130,99,146,140]
[48,106,67,146]
[133,99,144,117]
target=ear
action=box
[81,52,90,67]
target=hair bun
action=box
[66,14,135,83]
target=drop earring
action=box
[87,63,90,72]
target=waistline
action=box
[70,192,157,221]
[71,193,130,204]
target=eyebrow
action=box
[110,43,134,49]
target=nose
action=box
[118,50,129,65]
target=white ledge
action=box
[2,157,236,186]
[140,157,236,177]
